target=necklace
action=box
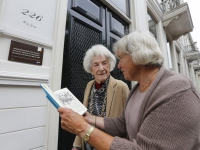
[89,85,107,116]
[89,77,109,117]
[139,68,160,92]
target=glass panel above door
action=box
[109,0,130,16]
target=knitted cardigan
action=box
[104,66,200,150]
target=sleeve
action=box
[107,89,200,150]
[73,136,82,148]
[103,82,129,137]
[104,111,127,137]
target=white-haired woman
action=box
[72,44,129,150]
[59,31,200,150]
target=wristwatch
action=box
[83,126,95,142]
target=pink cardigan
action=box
[105,66,200,150]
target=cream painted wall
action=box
[157,21,170,69]
[44,0,68,149]
[131,0,148,31]
[0,0,58,149]
[0,36,51,149]
[0,31,53,150]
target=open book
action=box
[40,84,87,115]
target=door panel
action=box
[106,9,131,87]
[59,0,130,149]
[65,16,102,101]
[71,0,103,25]
[110,14,125,37]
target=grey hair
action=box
[113,30,164,66]
[83,44,116,73]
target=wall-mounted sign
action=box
[8,40,44,66]
[0,0,57,48]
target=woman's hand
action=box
[58,107,90,137]
[84,111,95,125]
[84,112,105,129]
[59,109,112,150]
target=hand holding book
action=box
[40,84,87,115]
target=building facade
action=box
[0,0,199,150]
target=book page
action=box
[54,88,87,115]
[40,84,65,108]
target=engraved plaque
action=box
[8,40,44,65]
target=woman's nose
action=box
[117,62,121,69]
[99,64,103,70]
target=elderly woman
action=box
[59,30,200,150]
[72,44,129,150]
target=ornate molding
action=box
[147,0,163,22]
[0,32,53,49]
[0,24,52,49]
[162,3,193,40]
[0,71,48,86]
[162,3,190,21]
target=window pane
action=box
[148,13,157,39]
[110,0,129,16]
[176,49,180,62]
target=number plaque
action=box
[0,0,57,48]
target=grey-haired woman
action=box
[72,44,129,150]
[59,31,200,150]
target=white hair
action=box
[83,44,116,73]
[113,30,164,66]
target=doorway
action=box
[58,0,130,149]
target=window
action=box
[176,49,181,73]
[148,12,157,40]
[110,0,130,16]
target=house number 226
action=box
[21,9,43,21]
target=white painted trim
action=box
[147,0,163,22]
[162,3,190,21]
[100,0,131,24]
[0,25,53,49]
[191,64,197,86]
[0,32,53,49]
[129,0,137,30]
[183,56,190,78]
[174,41,188,75]
[44,0,68,150]
[130,0,149,30]
[170,41,179,72]
[156,21,166,67]
[180,50,185,74]
[0,71,48,86]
